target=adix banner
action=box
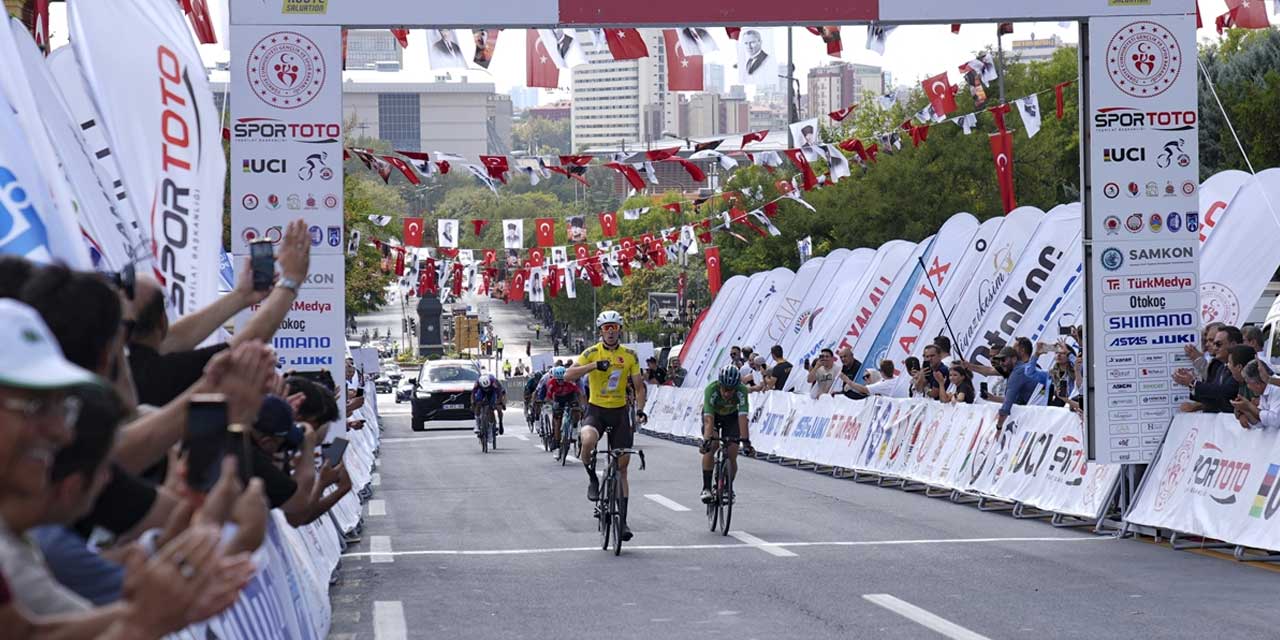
[69,0,225,316]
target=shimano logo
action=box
[1107,313,1195,331]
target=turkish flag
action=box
[527,30,560,88]
[646,147,680,162]
[605,162,646,192]
[783,149,819,191]
[990,131,1017,213]
[547,265,561,298]
[705,247,722,295]
[403,217,425,247]
[574,244,591,261]
[663,30,703,91]
[451,262,464,297]
[829,104,857,121]
[471,219,489,236]
[480,155,510,183]
[1054,80,1072,120]
[181,0,216,45]
[605,28,649,60]
[535,218,556,246]
[482,248,497,265]
[989,102,1011,133]
[383,156,422,185]
[619,237,636,258]
[922,72,958,117]
[649,239,667,267]
[669,157,707,182]
[560,155,593,168]
[509,270,527,302]
[529,247,545,267]
[599,211,619,237]
[1218,0,1271,32]
[390,28,409,48]
[725,27,741,40]
[740,130,769,149]
[584,258,604,287]
[394,250,406,276]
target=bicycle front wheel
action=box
[598,474,612,550]
[611,473,624,556]
[720,465,734,536]
[707,457,721,531]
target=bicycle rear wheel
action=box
[480,418,489,453]
[706,454,722,531]
[598,472,612,550]
[611,471,624,556]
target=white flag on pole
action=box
[1015,94,1042,138]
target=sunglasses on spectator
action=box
[1,395,81,425]
[109,263,137,300]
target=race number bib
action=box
[606,369,622,391]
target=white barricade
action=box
[644,387,1120,520]
[1127,413,1280,552]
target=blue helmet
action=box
[718,364,741,388]
[552,365,567,381]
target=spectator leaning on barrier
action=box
[902,357,924,397]
[919,345,950,401]
[669,357,687,387]
[1243,325,1264,352]
[645,357,668,385]
[1234,360,1280,430]
[769,345,793,391]
[995,339,1050,435]
[729,346,743,369]
[841,360,903,398]
[833,347,866,400]
[805,348,838,399]
[1046,341,1078,408]
[1185,321,1224,381]
[938,363,975,404]
[933,335,955,367]
[1173,325,1241,413]
[747,356,771,392]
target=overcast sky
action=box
[47,1,1270,104]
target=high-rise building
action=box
[345,29,402,70]
[1012,33,1069,62]
[570,30,678,151]
[510,87,540,111]
[335,75,512,157]
[721,97,750,134]
[704,63,725,96]
[683,93,721,138]
[528,100,572,122]
[807,62,883,123]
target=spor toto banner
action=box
[743,256,826,357]
[685,271,768,385]
[775,249,852,366]
[790,248,876,370]
[69,0,225,316]
[1197,169,1280,327]
[643,386,1120,520]
[1127,413,1280,553]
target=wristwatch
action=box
[277,276,301,294]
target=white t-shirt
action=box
[809,364,837,399]
[739,363,755,386]
[866,377,905,397]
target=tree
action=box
[1197,29,1280,179]
[512,117,571,155]
[342,172,403,315]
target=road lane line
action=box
[644,494,691,512]
[512,432,529,441]
[729,531,798,557]
[862,594,991,640]
[370,472,381,487]
[367,499,386,517]
[373,601,407,640]
[380,434,479,444]
[370,536,394,563]
[341,535,1103,559]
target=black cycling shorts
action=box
[582,404,633,450]
[710,412,740,438]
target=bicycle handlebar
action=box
[600,447,645,470]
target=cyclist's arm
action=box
[736,387,751,441]
[703,413,715,440]
[631,370,647,416]
[738,414,750,441]
[564,360,595,382]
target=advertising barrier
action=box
[645,386,1119,520]
[1127,413,1280,553]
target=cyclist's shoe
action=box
[553,450,562,462]
[587,476,600,502]
[620,523,633,542]
[498,423,505,435]
[473,425,481,435]
[700,489,714,504]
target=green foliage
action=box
[343,172,402,315]
[1198,29,1280,179]
[512,117,571,155]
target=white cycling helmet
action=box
[479,375,492,388]
[596,310,624,328]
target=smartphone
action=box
[1059,325,1073,336]
[249,239,274,292]
[980,382,989,399]
[324,437,349,468]
[184,393,229,492]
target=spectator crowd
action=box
[0,218,368,638]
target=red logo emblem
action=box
[247,32,326,109]
[1106,22,1181,98]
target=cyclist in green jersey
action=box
[700,365,754,504]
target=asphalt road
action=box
[328,397,1280,640]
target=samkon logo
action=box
[1102,147,1145,163]
[1191,442,1251,505]
[1094,107,1197,131]
[1128,246,1194,265]
[232,118,340,143]
[1106,312,1195,331]
[242,159,286,174]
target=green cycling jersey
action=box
[703,381,750,416]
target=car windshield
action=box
[426,365,480,384]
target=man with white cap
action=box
[0,299,250,639]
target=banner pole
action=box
[917,255,961,353]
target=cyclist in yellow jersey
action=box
[565,310,647,541]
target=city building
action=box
[1011,33,1069,62]
[344,29,402,70]
[682,93,720,138]
[570,30,678,152]
[727,85,747,100]
[704,63,725,96]
[528,100,572,122]
[509,87,540,111]
[749,104,786,133]
[807,62,883,122]
[721,97,750,134]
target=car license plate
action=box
[444,403,464,410]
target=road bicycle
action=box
[704,436,741,536]
[476,406,498,453]
[558,404,581,466]
[524,397,538,433]
[595,445,645,556]
[538,402,555,452]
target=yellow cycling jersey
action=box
[576,341,641,409]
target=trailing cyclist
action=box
[524,367,544,427]
[565,310,647,541]
[700,365,754,504]
[545,365,586,461]
[472,374,502,437]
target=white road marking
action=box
[729,531,798,557]
[862,594,992,640]
[341,535,1103,559]
[370,472,381,487]
[644,493,691,512]
[512,432,529,441]
[367,499,386,517]
[370,536,394,563]
[373,601,408,640]
[380,434,478,443]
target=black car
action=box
[373,375,394,394]
[410,359,483,431]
